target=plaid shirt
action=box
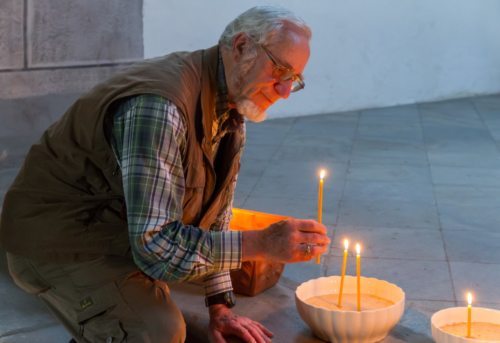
[110,59,243,297]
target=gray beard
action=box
[236,99,267,122]
[231,53,267,122]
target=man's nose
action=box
[274,80,292,99]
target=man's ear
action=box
[232,33,250,62]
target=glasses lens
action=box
[290,80,303,93]
[261,45,305,93]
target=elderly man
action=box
[1,6,329,343]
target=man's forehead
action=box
[268,32,310,71]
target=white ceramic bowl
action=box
[431,307,500,343]
[295,276,405,343]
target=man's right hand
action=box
[242,219,331,263]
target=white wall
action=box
[144,0,500,119]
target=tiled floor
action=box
[1,93,500,342]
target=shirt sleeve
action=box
[110,94,242,293]
[203,173,239,296]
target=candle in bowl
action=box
[356,243,362,311]
[432,303,500,342]
[337,239,349,308]
[467,292,473,338]
[296,275,405,343]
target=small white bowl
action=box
[295,276,405,343]
[431,307,500,343]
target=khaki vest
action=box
[0,45,245,261]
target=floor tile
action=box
[288,112,359,138]
[281,261,323,287]
[352,139,428,162]
[357,123,424,145]
[338,181,439,230]
[350,153,430,167]
[250,160,347,202]
[242,143,279,161]
[473,95,500,121]
[419,100,482,128]
[423,129,496,156]
[360,104,420,126]
[384,300,454,343]
[427,150,500,168]
[272,141,351,163]
[0,168,19,193]
[331,225,446,260]
[434,185,500,232]
[235,157,269,193]
[0,93,79,137]
[450,262,500,304]
[0,324,69,343]
[443,229,500,263]
[430,166,500,186]
[245,119,294,146]
[0,274,56,337]
[347,161,431,183]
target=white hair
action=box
[219,6,312,48]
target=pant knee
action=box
[166,311,186,343]
[147,307,186,343]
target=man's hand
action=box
[243,219,330,263]
[208,304,273,343]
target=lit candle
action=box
[337,239,349,308]
[356,243,361,311]
[316,169,326,264]
[467,292,472,338]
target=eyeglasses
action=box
[257,43,305,93]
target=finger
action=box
[297,243,314,261]
[253,321,274,338]
[302,246,328,262]
[298,231,331,246]
[295,219,327,234]
[242,322,273,343]
[242,323,266,343]
[311,243,329,256]
[227,324,257,343]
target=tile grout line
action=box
[239,118,298,208]
[417,102,458,306]
[322,110,362,277]
[23,0,28,69]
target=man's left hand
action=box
[208,304,273,343]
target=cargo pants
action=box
[6,253,186,343]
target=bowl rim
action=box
[295,275,405,314]
[431,306,500,343]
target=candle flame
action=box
[319,169,326,180]
[343,239,349,250]
[355,243,361,255]
[467,292,473,305]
